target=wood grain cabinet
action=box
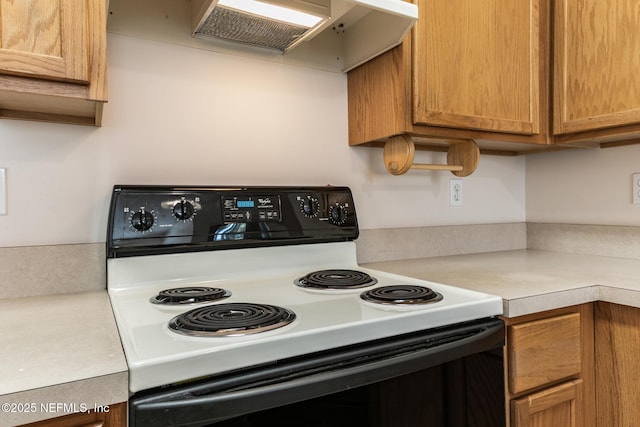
[17,402,126,427]
[412,0,543,137]
[511,379,583,427]
[595,302,640,427]
[0,0,108,126]
[348,0,550,154]
[349,0,640,154]
[554,0,640,143]
[503,304,594,427]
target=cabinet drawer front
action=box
[508,313,581,394]
[511,379,583,427]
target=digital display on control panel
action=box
[236,200,255,208]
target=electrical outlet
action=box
[450,178,462,207]
[0,168,6,215]
[633,173,640,205]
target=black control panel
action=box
[107,186,358,257]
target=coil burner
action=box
[295,269,377,290]
[168,303,297,337]
[360,285,443,306]
[150,287,231,305]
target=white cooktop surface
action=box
[107,242,502,393]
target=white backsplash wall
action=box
[0,34,525,247]
[526,144,640,226]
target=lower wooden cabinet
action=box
[17,402,126,427]
[511,379,583,427]
[503,304,594,427]
[595,302,640,427]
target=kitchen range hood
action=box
[191,0,418,71]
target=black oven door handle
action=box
[130,318,504,427]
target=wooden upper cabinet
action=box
[413,0,541,135]
[554,0,640,135]
[347,0,550,154]
[0,0,107,126]
[349,0,640,152]
[0,0,89,83]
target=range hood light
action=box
[216,0,324,28]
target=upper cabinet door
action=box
[0,0,89,83]
[412,0,542,135]
[554,0,640,135]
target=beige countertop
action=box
[2,248,640,425]
[0,291,128,426]
[364,249,640,318]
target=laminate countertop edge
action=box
[0,291,128,426]
[363,249,640,318]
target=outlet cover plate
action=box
[450,178,462,207]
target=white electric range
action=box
[106,185,504,427]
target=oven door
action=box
[129,317,505,427]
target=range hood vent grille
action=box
[197,7,311,52]
[191,0,418,71]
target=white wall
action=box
[526,144,640,226]
[0,34,525,247]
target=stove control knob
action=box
[300,196,319,218]
[173,200,194,221]
[131,208,155,231]
[329,204,348,225]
